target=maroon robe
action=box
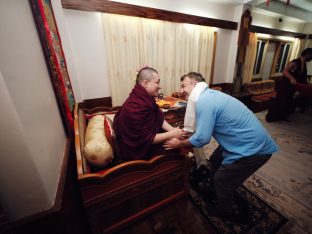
[113,84,164,161]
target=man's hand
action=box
[169,128,184,139]
[164,138,181,150]
[180,130,193,140]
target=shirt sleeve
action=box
[189,100,217,147]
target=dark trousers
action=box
[209,146,271,214]
[266,78,295,122]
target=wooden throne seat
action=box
[74,98,193,234]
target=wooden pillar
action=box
[233,9,252,94]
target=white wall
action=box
[52,0,110,102]
[251,10,306,32]
[52,0,82,101]
[54,0,241,101]
[64,9,110,102]
[214,29,236,83]
[0,1,66,221]
[302,23,312,34]
[113,0,236,21]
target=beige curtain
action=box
[242,32,257,84]
[289,38,301,61]
[102,13,215,106]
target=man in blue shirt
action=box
[164,72,278,222]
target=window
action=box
[253,40,267,75]
[253,39,293,79]
[274,42,291,73]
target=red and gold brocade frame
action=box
[29,0,75,137]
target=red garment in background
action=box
[113,84,164,161]
[296,83,312,98]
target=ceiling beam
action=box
[61,0,237,30]
[249,25,311,39]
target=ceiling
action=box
[203,0,312,23]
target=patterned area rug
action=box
[189,163,287,234]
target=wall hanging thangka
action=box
[29,0,75,137]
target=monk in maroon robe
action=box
[113,67,183,161]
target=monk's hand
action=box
[164,138,181,150]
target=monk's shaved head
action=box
[136,67,158,85]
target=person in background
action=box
[164,72,278,222]
[266,48,312,122]
[113,67,184,161]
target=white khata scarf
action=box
[183,82,208,132]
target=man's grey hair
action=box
[136,67,158,84]
[180,72,205,82]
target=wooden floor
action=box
[116,197,216,234]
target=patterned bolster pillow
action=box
[84,115,114,167]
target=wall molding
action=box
[61,0,237,30]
